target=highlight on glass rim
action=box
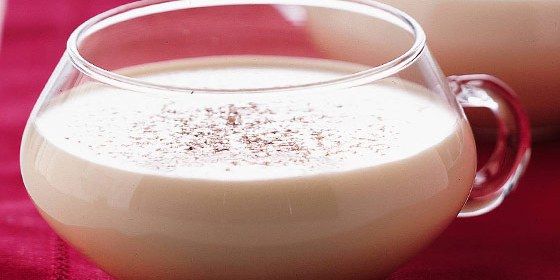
[3,0,560,279]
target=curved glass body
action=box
[20,1,528,279]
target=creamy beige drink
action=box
[307,1,560,139]
[21,56,476,279]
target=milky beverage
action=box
[21,56,476,279]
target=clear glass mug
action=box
[20,0,531,279]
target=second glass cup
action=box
[0,0,6,46]
[20,1,530,279]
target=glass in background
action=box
[312,0,560,141]
[0,0,5,47]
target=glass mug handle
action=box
[448,75,532,217]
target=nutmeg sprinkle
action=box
[34,63,456,179]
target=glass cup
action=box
[0,0,5,46]
[20,1,531,279]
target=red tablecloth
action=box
[1,1,559,279]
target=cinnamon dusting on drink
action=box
[35,72,456,178]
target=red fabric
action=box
[1,1,559,279]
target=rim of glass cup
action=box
[66,0,427,94]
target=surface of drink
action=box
[309,0,560,139]
[21,56,477,279]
